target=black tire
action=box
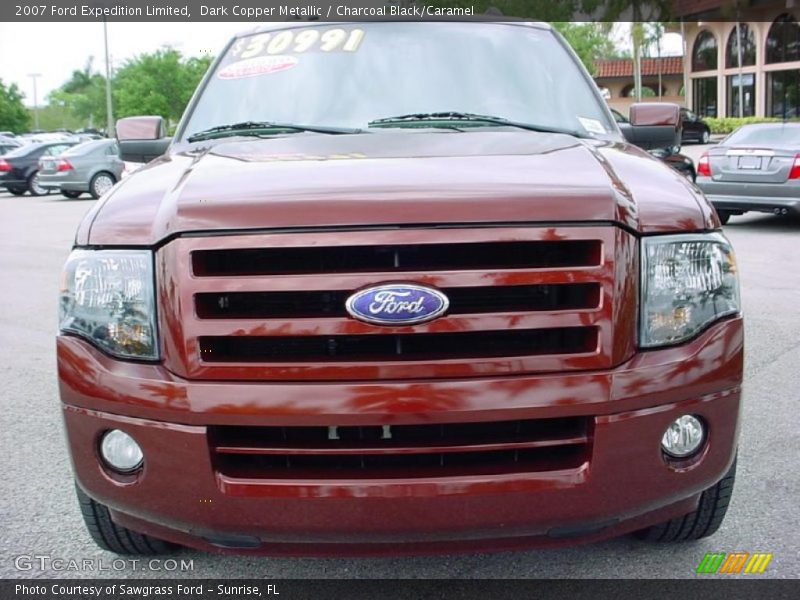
[717,210,732,225]
[27,171,48,196]
[75,485,177,555]
[62,190,82,199]
[701,129,711,144]
[89,171,116,199]
[7,186,27,196]
[635,458,736,542]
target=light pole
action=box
[28,73,41,131]
[103,17,114,137]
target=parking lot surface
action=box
[1,155,798,578]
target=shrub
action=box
[703,116,800,135]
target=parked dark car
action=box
[611,109,696,180]
[680,108,712,144]
[39,139,124,199]
[0,141,76,196]
[696,122,800,223]
[649,147,697,181]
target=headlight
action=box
[640,233,739,348]
[59,249,158,359]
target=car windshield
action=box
[63,140,111,156]
[724,125,800,147]
[180,22,613,142]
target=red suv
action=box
[58,21,742,556]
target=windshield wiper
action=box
[368,112,587,138]
[187,121,362,142]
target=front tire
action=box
[701,129,710,144]
[7,186,27,196]
[75,485,177,555]
[635,458,736,542]
[89,171,116,199]
[27,172,48,196]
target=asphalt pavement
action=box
[1,155,798,579]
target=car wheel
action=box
[701,129,710,144]
[27,172,48,196]
[62,190,82,199]
[90,172,116,199]
[717,210,732,225]
[635,458,736,542]
[75,485,178,555]
[7,186,27,196]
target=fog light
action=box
[100,429,143,472]
[661,415,705,458]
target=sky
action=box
[0,22,683,107]
[0,22,254,105]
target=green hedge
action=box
[703,117,800,135]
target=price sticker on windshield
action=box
[230,27,366,60]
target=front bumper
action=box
[59,317,743,555]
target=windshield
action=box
[63,140,112,156]
[180,22,613,141]
[724,124,800,147]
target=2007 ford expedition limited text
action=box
[57,21,742,556]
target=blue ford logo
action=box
[345,284,449,326]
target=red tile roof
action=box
[594,56,685,79]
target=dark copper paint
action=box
[61,85,738,554]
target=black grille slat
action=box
[195,283,600,319]
[209,418,591,479]
[199,327,596,363]
[211,417,587,448]
[192,240,601,277]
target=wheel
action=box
[717,210,731,225]
[701,129,710,144]
[27,171,48,196]
[75,485,177,555]
[62,190,82,199]
[635,458,736,542]
[7,186,26,196]
[89,171,115,199]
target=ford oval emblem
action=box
[345,283,449,326]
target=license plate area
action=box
[737,155,762,170]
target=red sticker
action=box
[218,55,298,80]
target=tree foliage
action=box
[41,49,212,131]
[552,23,617,74]
[48,62,108,128]
[0,79,32,133]
[113,49,212,124]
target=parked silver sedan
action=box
[38,139,124,199]
[696,123,800,224]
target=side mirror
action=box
[116,116,171,163]
[618,102,681,151]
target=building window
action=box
[692,31,718,71]
[621,83,664,98]
[726,73,756,117]
[726,24,756,68]
[692,77,718,117]
[768,69,800,117]
[766,14,800,64]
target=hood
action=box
[78,130,715,246]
